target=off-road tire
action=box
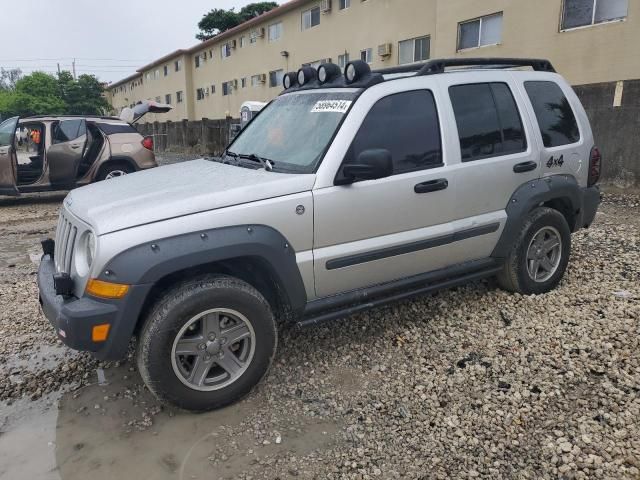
[137,274,277,412]
[497,207,571,295]
[96,162,134,181]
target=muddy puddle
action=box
[54,362,341,480]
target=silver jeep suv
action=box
[37,58,601,411]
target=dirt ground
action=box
[0,181,639,480]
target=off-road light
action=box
[283,72,298,89]
[297,66,317,86]
[318,63,342,84]
[344,60,371,84]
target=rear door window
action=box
[347,90,443,174]
[524,81,580,147]
[449,82,527,162]
[53,119,86,144]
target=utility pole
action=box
[72,59,76,80]
[57,63,61,75]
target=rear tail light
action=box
[141,136,154,151]
[588,146,601,186]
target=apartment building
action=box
[107,0,638,123]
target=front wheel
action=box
[497,207,571,295]
[137,275,277,412]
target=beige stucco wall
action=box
[107,0,640,122]
[434,0,640,85]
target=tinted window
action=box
[449,83,526,161]
[95,123,137,135]
[347,90,442,174]
[525,81,580,147]
[53,119,85,144]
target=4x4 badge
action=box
[546,154,564,168]
[296,205,305,215]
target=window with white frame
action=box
[398,36,430,65]
[457,12,503,50]
[250,30,258,43]
[339,0,350,9]
[360,48,373,64]
[165,93,172,104]
[251,74,263,87]
[222,82,231,96]
[268,22,283,41]
[155,69,160,79]
[195,55,200,68]
[196,88,205,101]
[211,84,216,94]
[176,90,184,103]
[269,69,284,87]
[163,65,168,76]
[240,36,247,47]
[221,43,232,59]
[561,0,628,29]
[175,59,182,72]
[241,77,247,88]
[338,53,350,71]
[302,6,321,30]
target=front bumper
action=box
[37,254,151,361]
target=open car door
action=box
[0,116,19,196]
[47,119,87,189]
[119,100,172,124]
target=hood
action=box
[66,160,316,235]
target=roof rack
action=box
[374,57,556,76]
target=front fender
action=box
[97,224,307,313]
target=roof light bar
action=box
[344,60,371,85]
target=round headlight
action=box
[297,66,317,86]
[318,67,327,83]
[345,63,357,83]
[317,63,342,84]
[282,72,298,90]
[344,60,372,85]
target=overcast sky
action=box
[0,0,264,84]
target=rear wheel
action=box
[96,162,133,181]
[137,275,277,412]
[497,207,571,295]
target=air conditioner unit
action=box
[320,0,332,13]
[258,73,267,84]
[378,43,392,57]
[252,27,265,39]
[231,39,237,49]
[205,87,209,95]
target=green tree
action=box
[0,70,109,118]
[196,2,279,41]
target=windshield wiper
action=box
[237,153,275,171]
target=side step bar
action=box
[296,260,502,329]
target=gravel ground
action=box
[0,188,639,479]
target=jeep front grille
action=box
[54,209,79,274]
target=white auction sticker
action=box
[311,100,352,113]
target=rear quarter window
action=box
[524,81,580,148]
[95,123,138,135]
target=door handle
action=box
[414,178,448,194]
[513,161,537,173]
[70,144,81,149]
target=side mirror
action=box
[336,149,393,185]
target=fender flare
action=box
[491,175,583,258]
[97,224,308,313]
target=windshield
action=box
[228,91,357,173]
